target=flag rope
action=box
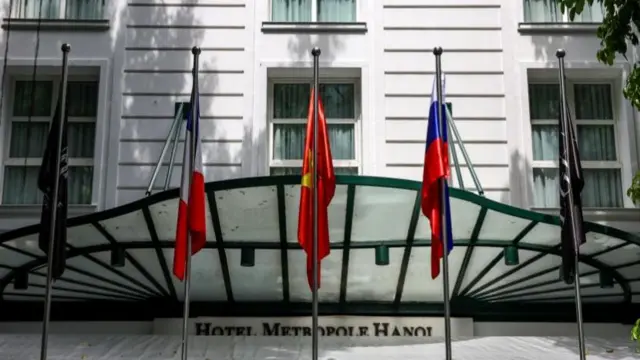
[0,0,14,127]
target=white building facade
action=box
[1,2,640,351]
[0,0,637,233]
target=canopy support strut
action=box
[146,103,185,196]
[446,106,484,196]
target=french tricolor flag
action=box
[173,83,206,281]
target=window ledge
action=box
[261,21,367,34]
[518,22,599,34]
[0,204,97,219]
[2,18,110,32]
[530,207,640,222]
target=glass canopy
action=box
[0,175,638,317]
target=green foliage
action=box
[629,170,640,205]
[632,318,640,341]
[557,0,640,203]
[557,0,640,109]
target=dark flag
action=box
[559,105,586,284]
[37,90,69,280]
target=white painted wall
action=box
[0,0,127,230]
[117,0,249,206]
[474,321,629,338]
[0,321,152,334]
[0,0,638,232]
[0,320,631,339]
[378,1,508,204]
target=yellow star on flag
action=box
[301,149,313,188]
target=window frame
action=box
[269,0,358,23]
[522,0,603,23]
[267,77,361,174]
[528,79,623,206]
[11,0,106,20]
[1,74,99,204]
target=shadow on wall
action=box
[531,35,571,63]
[502,150,532,206]
[530,32,631,65]
[120,1,263,203]
[530,32,612,63]
[549,336,635,359]
[0,1,126,58]
[287,33,344,65]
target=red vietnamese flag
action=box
[297,88,336,290]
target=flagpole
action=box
[180,46,201,360]
[39,43,70,360]
[310,46,321,360]
[556,48,586,360]
[433,46,453,360]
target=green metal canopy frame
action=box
[0,175,639,323]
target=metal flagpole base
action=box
[180,235,192,360]
[574,253,586,360]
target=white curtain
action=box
[530,83,622,208]
[523,0,603,22]
[11,0,103,19]
[271,0,356,22]
[12,0,59,19]
[271,0,312,22]
[271,83,357,175]
[318,0,356,22]
[3,81,96,205]
[572,2,604,22]
[66,0,104,20]
[523,0,560,22]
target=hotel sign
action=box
[153,316,474,338]
[195,320,433,337]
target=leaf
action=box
[627,170,640,205]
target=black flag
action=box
[37,89,69,280]
[559,105,586,284]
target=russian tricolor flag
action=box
[421,75,454,279]
[173,82,206,281]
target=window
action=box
[523,0,603,23]
[269,81,359,175]
[11,0,105,20]
[271,0,356,22]
[174,102,191,120]
[529,82,623,208]
[2,77,98,205]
